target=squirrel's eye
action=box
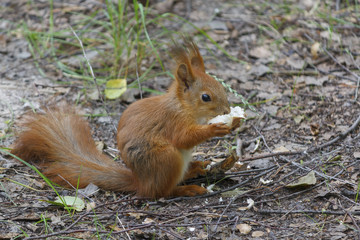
[202,94,211,102]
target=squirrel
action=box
[11,38,235,199]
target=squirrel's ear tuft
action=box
[184,38,205,73]
[169,36,206,88]
[170,38,196,89]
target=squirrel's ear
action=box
[190,56,205,72]
[188,41,205,72]
[176,63,194,89]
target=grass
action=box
[2,149,78,217]
[21,0,240,102]
[24,0,169,92]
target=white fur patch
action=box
[179,148,193,181]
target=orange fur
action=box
[11,38,231,199]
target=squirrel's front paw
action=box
[209,123,230,137]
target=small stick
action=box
[116,216,132,240]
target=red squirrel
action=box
[11,38,233,199]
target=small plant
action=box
[208,72,256,112]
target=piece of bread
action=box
[208,106,246,127]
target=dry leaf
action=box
[86,202,96,212]
[304,76,328,86]
[249,46,272,59]
[252,231,265,237]
[273,146,290,153]
[287,54,306,69]
[286,171,317,188]
[250,64,271,77]
[311,42,321,59]
[310,123,320,136]
[294,115,304,124]
[236,223,252,234]
[208,150,238,174]
[142,218,155,224]
[79,183,99,197]
[221,188,247,198]
[238,198,255,211]
[320,31,341,42]
[127,212,146,219]
[107,224,121,231]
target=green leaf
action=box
[54,196,85,211]
[105,79,127,99]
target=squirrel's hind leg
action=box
[134,147,207,198]
[183,160,211,180]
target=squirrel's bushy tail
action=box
[11,108,137,192]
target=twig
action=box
[34,83,84,89]
[116,216,132,240]
[258,209,360,216]
[273,70,320,76]
[210,194,241,237]
[156,226,184,240]
[241,151,303,162]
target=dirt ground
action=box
[1,0,360,239]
